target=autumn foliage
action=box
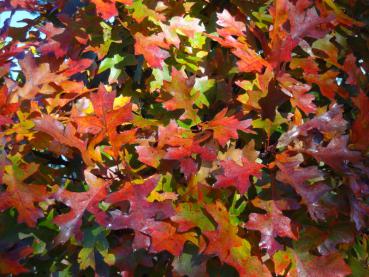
[0,0,369,276]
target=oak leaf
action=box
[16,54,62,99]
[276,152,332,221]
[205,108,253,147]
[0,246,33,275]
[244,198,297,255]
[53,170,110,244]
[141,221,197,256]
[91,0,132,19]
[103,176,174,231]
[161,68,200,121]
[214,157,264,194]
[274,249,351,277]
[0,162,48,227]
[134,32,170,68]
[73,84,134,160]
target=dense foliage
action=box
[0,0,369,276]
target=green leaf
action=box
[78,247,95,270]
[174,203,216,232]
[98,54,136,74]
[192,77,214,108]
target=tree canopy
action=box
[0,0,368,276]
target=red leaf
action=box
[305,135,362,172]
[8,0,38,9]
[209,34,269,73]
[53,170,110,244]
[244,198,297,255]
[343,53,364,86]
[179,158,198,179]
[216,9,246,37]
[38,23,74,58]
[349,195,369,230]
[34,115,91,165]
[289,3,334,40]
[91,0,133,19]
[225,255,271,277]
[103,176,174,231]
[203,201,271,276]
[215,157,264,194]
[278,104,346,148]
[277,73,316,114]
[276,152,332,221]
[210,10,269,72]
[161,68,199,121]
[278,104,362,172]
[158,120,193,148]
[290,57,320,75]
[203,201,244,261]
[205,108,253,147]
[351,92,369,151]
[162,16,205,48]
[134,32,170,68]
[268,0,293,66]
[73,84,134,159]
[141,221,196,256]
[16,54,62,99]
[0,138,7,185]
[293,252,351,277]
[135,145,165,168]
[268,0,334,67]
[153,120,216,178]
[0,162,49,227]
[164,146,192,160]
[60,58,93,77]
[0,85,18,126]
[0,246,33,275]
[309,71,344,99]
[274,249,351,277]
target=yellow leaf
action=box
[113,95,131,110]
